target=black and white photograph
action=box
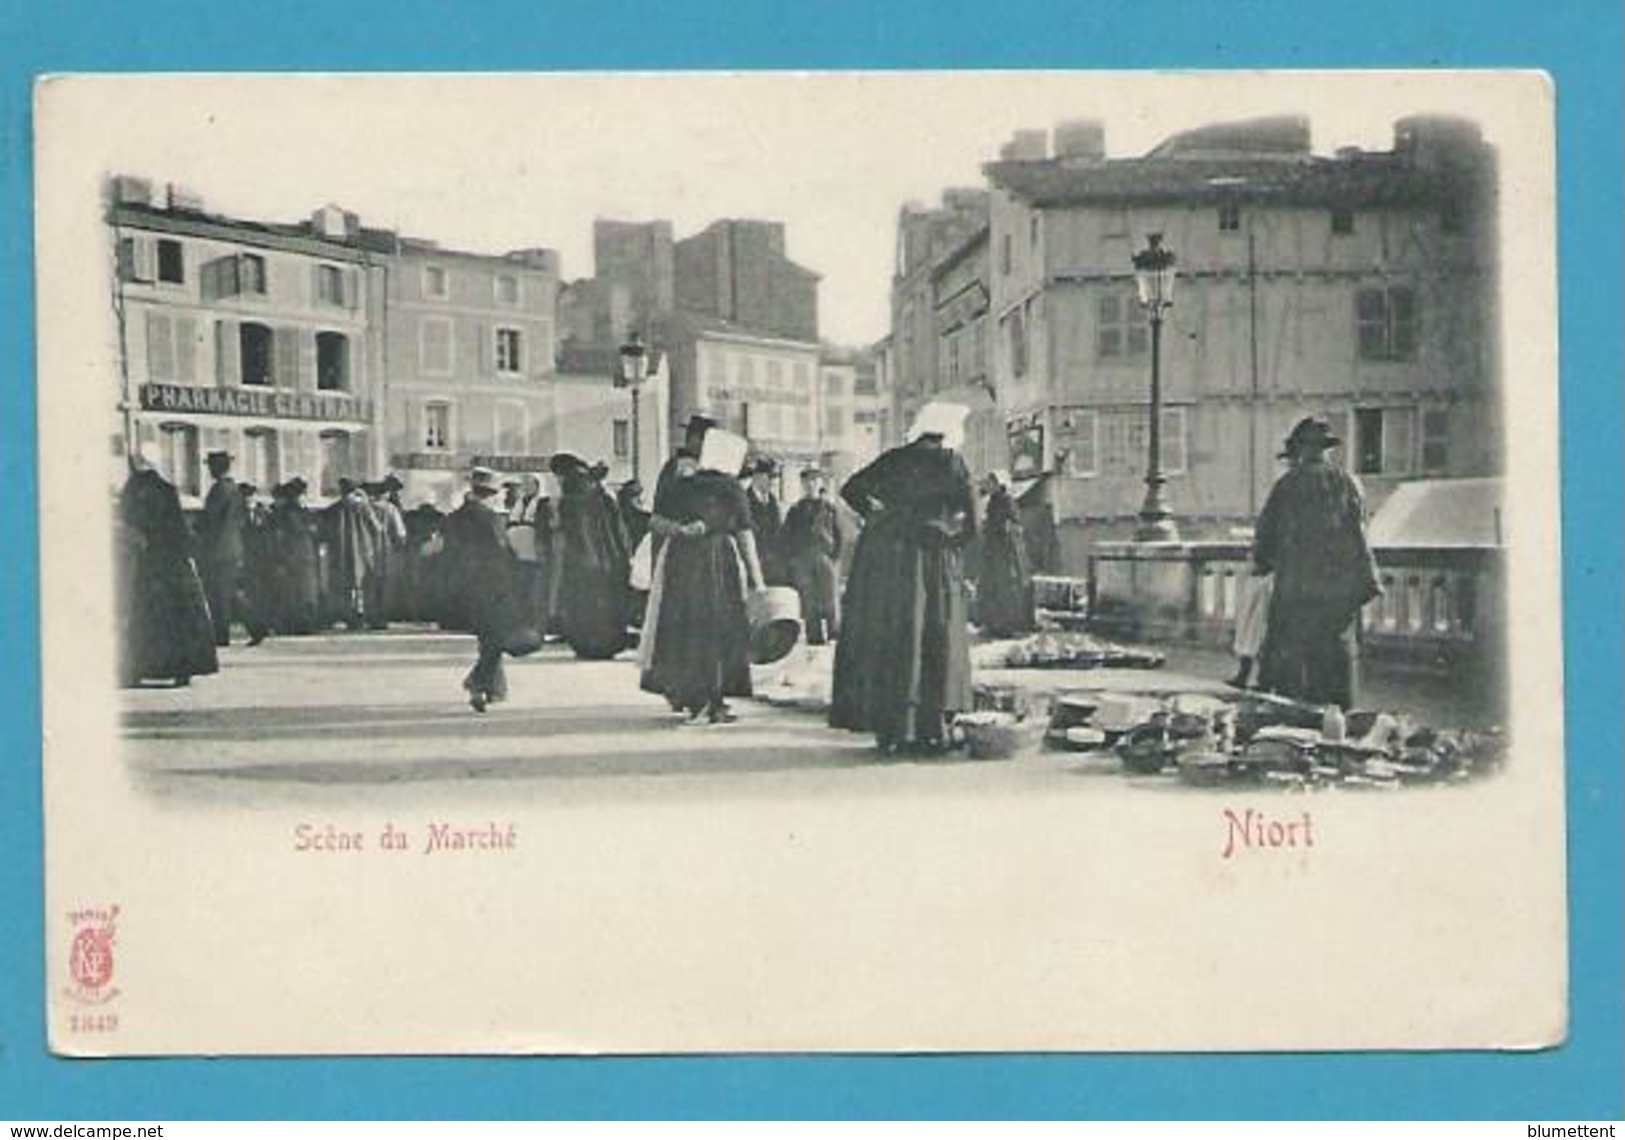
[36,71,1564,1055]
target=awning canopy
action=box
[1367,477,1504,549]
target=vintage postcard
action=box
[35,71,1564,1055]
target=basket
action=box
[956,713,1034,760]
[746,587,803,666]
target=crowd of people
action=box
[116,404,1379,751]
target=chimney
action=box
[999,129,1048,162]
[1053,119,1105,162]
[166,183,204,212]
[311,205,349,240]
[110,175,152,206]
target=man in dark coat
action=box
[780,465,843,645]
[196,450,246,647]
[744,456,788,586]
[268,477,321,634]
[441,467,521,712]
[1253,416,1382,709]
[323,477,383,630]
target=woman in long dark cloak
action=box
[118,464,219,686]
[551,455,634,660]
[830,409,976,753]
[976,471,1036,638]
[638,430,765,723]
[267,479,321,634]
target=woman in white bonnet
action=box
[638,428,766,723]
[830,403,977,754]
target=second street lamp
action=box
[1131,233,1180,543]
[617,332,650,486]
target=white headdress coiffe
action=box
[698,428,750,476]
[906,402,970,451]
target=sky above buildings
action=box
[70,72,1527,346]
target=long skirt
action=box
[977,530,1035,637]
[122,552,219,684]
[638,534,752,713]
[1257,593,1360,709]
[559,557,631,660]
[830,516,971,747]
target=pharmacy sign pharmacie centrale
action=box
[139,382,372,424]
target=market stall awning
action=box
[1368,477,1504,549]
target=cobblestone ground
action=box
[121,625,1498,810]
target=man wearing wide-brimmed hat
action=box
[441,466,522,712]
[197,449,246,646]
[1252,416,1382,709]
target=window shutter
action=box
[174,316,198,383]
[215,320,241,387]
[131,238,156,283]
[274,327,300,390]
[117,238,136,283]
[310,264,324,307]
[474,322,489,376]
[146,312,175,381]
[299,331,319,392]
[344,267,360,310]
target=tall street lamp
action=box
[1131,232,1179,543]
[617,331,650,485]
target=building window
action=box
[421,318,453,375]
[424,265,449,300]
[1059,408,1099,476]
[159,423,200,498]
[239,323,274,387]
[156,239,185,284]
[794,407,812,440]
[1356,285,1418,361]
[1421,409,1450,473]
[612,419,631,459]
[1354,408,1384,475]
[495,328,523,374]
[145,312,198,383]
[1029,215,1040,251]
[316,264,345,306]
[794,361,811,391]
[1000,233,1013,276]
[1353,406,1420,476]
[318,431,353,498]
[1096,292,1149,358]
[200,252,268,299]
[495,275,519,305]
[316,332,349,392]
[1098,407,1187,476]
[1218,205,1241,232]
[766,359,784,390]
[825,407,845,438]
[1331,209,1355,236]
[242,428,279,490]
[423,402,452,451]
[1007,308,1028,377]
[241,254,267,295]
